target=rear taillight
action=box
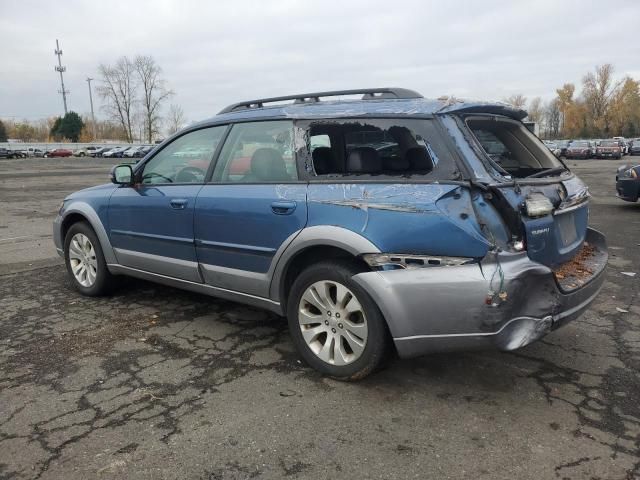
[524,193,554,217]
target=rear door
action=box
[194,120,307,297]
[108,126,227,281]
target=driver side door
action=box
[108,126,227,282]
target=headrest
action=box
[405,147,433,172]
[250,148,288,181]
[312,147,334,175]
[347,147,382,173]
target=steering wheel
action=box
[142,171,174,183]
[175,166,206,183]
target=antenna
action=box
[54,39,69,114]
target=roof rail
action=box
[218,88,423,114]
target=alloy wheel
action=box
[298,280,368,365]
[68,233,98,287]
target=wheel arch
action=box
[60,203,117,264]
[269,226,380,314]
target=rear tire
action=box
[64,222,115,296]
[287,260,390,381]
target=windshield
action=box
[466,117,564,179]
[572,141,589,147]
[601,141,618,147]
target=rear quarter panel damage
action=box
[306,183,491,258]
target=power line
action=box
[54,39,69,114]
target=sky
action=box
[1,0,639,125]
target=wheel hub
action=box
[68,233,98,288]
[298,280,368,366]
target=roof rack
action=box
[218,88,423,114]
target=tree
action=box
[544,99,561,138]
[526,97,544,124]
[50,112,84,142]
[98,56,137,142]
[0,120,7,142]
[608,77,640,137]
[60,112,84,142]
[582,64,619,136]
[134,55,174,143]
[50,117,63,140]
[166,104,186,135]
[14,123,35,142]
[503,94,527,109]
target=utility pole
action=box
[54,39,69,114]
[86,77,96,140]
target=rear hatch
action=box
[462,115,590,269]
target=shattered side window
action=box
[466,117,563,178]
[303,118,458,180]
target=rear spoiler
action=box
[438,102,528,121]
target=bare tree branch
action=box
[97,57,137,143]
[166,104,186,136]
[134,55,174,143]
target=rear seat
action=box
[347,147,382,174]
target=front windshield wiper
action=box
[526,166,569,179]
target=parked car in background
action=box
[53,87,608,380]
[74,146,100,157]
[135,145,155,158]
[595,140,622,159]
[44,148,73,158]
[613,137,629,155]
[0,147,23,159]
[629,139,640,156]
[19,147,45,157]
[556,140,571,157]
[542,140,561,157]
[102,147,127,158]
[114,147,135,158]
[616,164,640,202]
[124,146,145,158]
[90,147,111,157]
[565,140,594,159]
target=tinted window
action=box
[212,121,296,183]
[304,118,457,179]
[141,127,226,184]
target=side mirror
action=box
[110,164,134,185]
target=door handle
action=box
[271,200,297,215]
[170,198,188,210]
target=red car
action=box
[45,148,73,158]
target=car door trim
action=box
[107,263,282,314]
[111,229,193,244]
[195,238,277,253]
[113,248,202,283]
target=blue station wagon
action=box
[53,88,608,380]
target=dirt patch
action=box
[554,242,599,290]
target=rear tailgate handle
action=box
[170,198,188,210]
[271,201,297,215]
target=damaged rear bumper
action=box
[352,228,607,358]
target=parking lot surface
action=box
[1,157,639,479]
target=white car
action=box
[102,147,127,158]
[124,146,143,158]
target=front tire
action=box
[287,260,390,380]
[64,222,114,296]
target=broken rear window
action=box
[302,118,459,180]
[466,117,564,179]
